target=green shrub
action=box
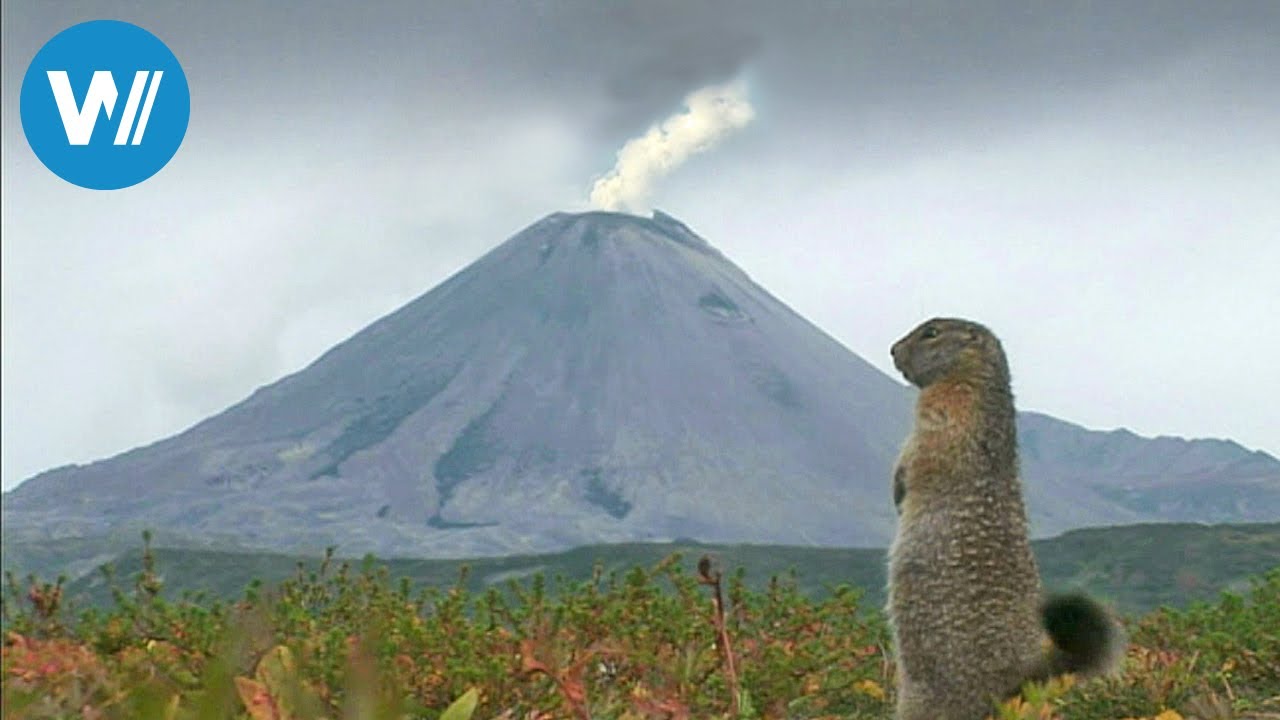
[2,535,1276,719]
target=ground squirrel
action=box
[887,317,1124,720]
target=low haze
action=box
[2,1,1278,490]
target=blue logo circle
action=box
[20,20,190,190]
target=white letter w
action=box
[46,70,161,146]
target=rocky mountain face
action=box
[4,211,1277,562]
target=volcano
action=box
[5,211,1277,560]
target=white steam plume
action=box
[589,81,754,213]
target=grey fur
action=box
[887,318,1125,720]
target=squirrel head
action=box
[891,317,1011,389]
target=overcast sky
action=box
[3,1,1278,491]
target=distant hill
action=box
[44,522,1280,616]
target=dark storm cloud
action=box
[1,2,761,141]
[8,1,1274,141]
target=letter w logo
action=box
[46,70,163,145]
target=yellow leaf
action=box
[440,687,480,720]
[254,645,304,718]
[1153,711,1184,720]
[852,679,886,700]
[257,645,297,689]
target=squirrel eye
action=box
[921,327,938,339]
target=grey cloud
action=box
[2,1,1278,488]
[12,2,1275,141]
[10,2,1277,158]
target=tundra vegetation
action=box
[2,533,1277,720]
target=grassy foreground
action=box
[2,537,1277,719]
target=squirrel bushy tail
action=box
[1029,593,1126,681]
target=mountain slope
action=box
[4,211,1276,559]
[3,211,911,556]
